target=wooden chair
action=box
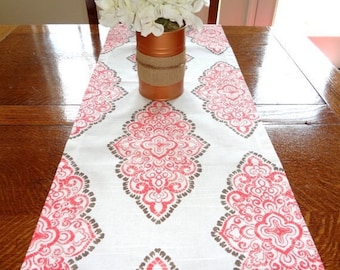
[85,0,220,24]
[85,0,99,24]
[208,0,220,24]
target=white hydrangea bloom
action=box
[95,0,209,36]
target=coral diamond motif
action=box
[212,152,324,270]
[255,212,303,254]
[141,135,178,159]
[70,62,127,138]
[138,248,178,270]
[102,24,135,53]
[109,101,209,224]
[193,62,259,137]
[186,25,230,54]
[21,154,104,270]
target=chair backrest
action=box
[85,0,99,24]
[208,0,220,24]
[86,0,220,24]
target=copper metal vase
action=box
[136,27,186,100]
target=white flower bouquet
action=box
[94,0,209,37]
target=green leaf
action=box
[155,18,180,32]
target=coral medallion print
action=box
[102,24,135,53]
[109,101,209,224]
[70,62,127,138]
[21,154,104,270]
[212,152,324,270]
[194,62,259,137]
[186,25,230,54]
[138,248,178,270]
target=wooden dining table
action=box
[0,24,339,269]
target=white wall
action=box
[0,0,89,24]
[274,0,340,68]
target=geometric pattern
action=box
[109,101,209,224]
[194,62,259,137]
[70,62,127,138]
[138,248,178,270]
[21,154,104,270]
[187,24,230,54]
[212,152,325,269]
[102,24,135,54]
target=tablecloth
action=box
[21,25,324,270]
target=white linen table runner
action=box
[21,25,324,270]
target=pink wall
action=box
[309,36,340,68]
[219,0,277,26]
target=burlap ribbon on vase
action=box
[136,50,186,86]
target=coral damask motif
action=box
[102,24,135,54]
[21,154,104,270]
[127,53,137,70]
[193,62,259,137]
[138,248,178,270]
[186,24,230,54]
[212,152,325,270]
[109,101,209,224]
[70,62,127,138]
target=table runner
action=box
[21,25,324,270]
